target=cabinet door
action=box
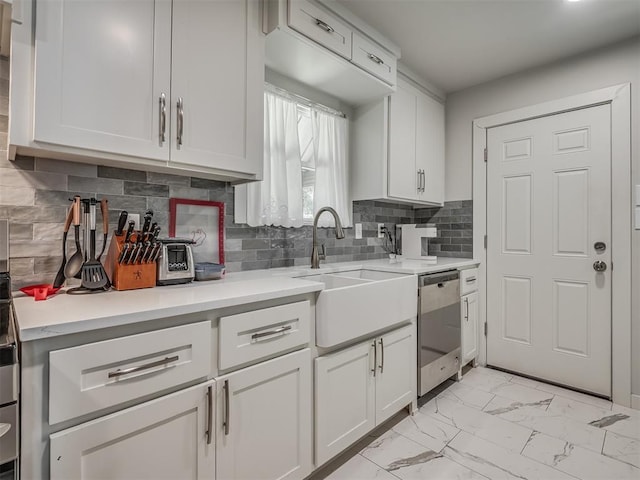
[216,349,312,480]
[315,340,376,466]
[375,324,415,425]
[461,292,479,364]
[416,92,445,205]
[34,0,171,161]
[387,83,418,201]
[50,380,216,480]
[170,0,263,176]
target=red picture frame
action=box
[169,198,225,265]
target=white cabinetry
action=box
[315,324,414,466]
[13,0,263,181]
[352,76,445,206]
[216,349,312,480]
[50,380,216,480]
[460,268,479,366]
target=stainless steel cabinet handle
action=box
[107,355,179,378]
[464,297,469,321]
[223,379,230,436]
[159,93,166,145]
[177,97,184,148]
[465,277,476,283]
[206,385,213,445]
[421,170,426,192]
[251,325,292,340]
[417,170,422,193]
[315,18,334,33]
[368,53,384,65]
[371,340,377,377]
[378,338,384,373]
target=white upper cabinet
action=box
[352,76,445,206]
[13,0,264,182]
[34,0,172,161]
[264,0,399,105]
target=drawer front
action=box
[49,321,211,424]
[351,33,396,85]
[288,0,352,59]
[460,268,479,295]
[219,301,310,371]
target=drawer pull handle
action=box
[251,325,292,340]
[206,385,213,445]
[371,340,377,377]
[159,93,166,145]
[315,18,334,33]
[107,355,180,378]
[379,337,384,373]
[368,53,384,65]
[465,277,476,283]
[223,379,230,436]
[177,97,184,147]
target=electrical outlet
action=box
[377,223,384,238]
[355,223,362,239]
[129,213,140,230]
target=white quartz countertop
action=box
[13,257,477,342]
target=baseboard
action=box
[631,394,640,410]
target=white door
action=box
[34,0,171,161]
[50,380,216,480]
[416,92,445,205]
[388,82,418,201]
[216,349,312,480]
[461,292,478,364]
[170,0,263,176]
[375,325,415,425]
[315,340,375,466]
[487,104,611,396]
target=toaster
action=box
[156,239,195,285]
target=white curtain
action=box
[312,109,352,227]
[246,91,304,227]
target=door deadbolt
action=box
[594,242,606,252]
[593,261,607,272]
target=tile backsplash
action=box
[0,58,472,288]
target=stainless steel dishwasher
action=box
[418,270,461,397]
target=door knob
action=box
[593,261,607,272]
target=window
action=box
[236,85,351,228]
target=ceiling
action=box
[335,0,640,94]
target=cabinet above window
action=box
[264,0,400,106]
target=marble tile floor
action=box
[312,366,640,480]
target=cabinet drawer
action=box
[460,268,479,295]
[49,321,211,424]
[219,301,310,371]
[351,33,396,86]
[288,0,352,59]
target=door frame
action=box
[472,84,632,406]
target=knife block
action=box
[105,234,156,291]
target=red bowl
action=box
[20,284,61,301]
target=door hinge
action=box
[484,323,488,336]
[484,235,487,249]
[484,148,487,162]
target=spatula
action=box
[80,199,111,290]
[52,203,74,288]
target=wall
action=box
[444,36,640,398]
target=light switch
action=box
[129,213,140,230]
[635,185,640,206]
[355,223,362,239]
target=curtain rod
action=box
[265,82,347,119]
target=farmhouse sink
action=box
[298,270,417,348]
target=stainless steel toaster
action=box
[156,239,195,285]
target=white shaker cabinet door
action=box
[216,349,312,480]
[170,0,263,177]
[315,340,376,467]
[416,92,445,205]
[461,292,479,364]
[34,0,171,161]
[50,380,216,480]
[375,324,415,425]
[387,83,418,202]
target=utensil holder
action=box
[105,234,156,291]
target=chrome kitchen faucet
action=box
[311,207,345,269]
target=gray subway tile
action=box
[124,182,169,197]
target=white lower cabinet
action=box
[215,348,312,480]
[50,380,216,480]
[315,324,415,466]
[461,291,479,365]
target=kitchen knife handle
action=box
[124,221,135,243]
[116,211,128,236]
